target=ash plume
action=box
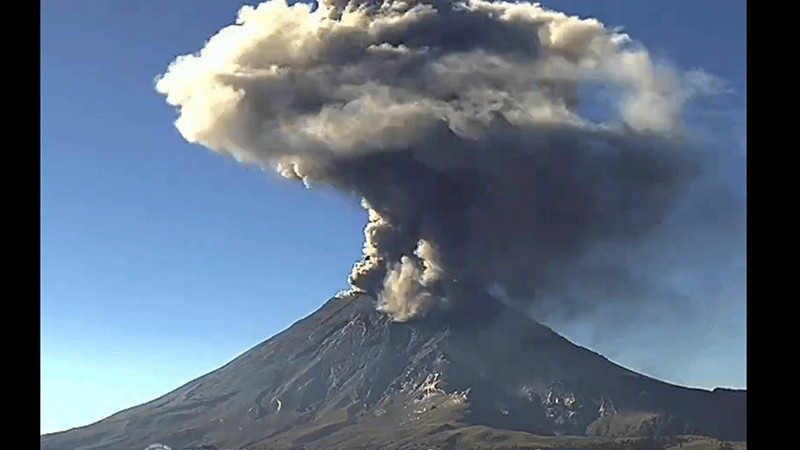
[156,0,734,322]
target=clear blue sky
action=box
[41,0,746,434]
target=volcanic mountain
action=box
[41,293,746,449]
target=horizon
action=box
[41,0,746,434]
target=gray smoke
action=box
[156,0,734,322]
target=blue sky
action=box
[41,0,746,434]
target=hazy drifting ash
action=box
[156,0,740,324]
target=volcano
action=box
[41,293,746,449]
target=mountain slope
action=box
[41,294,745,450]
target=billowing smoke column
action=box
[157,0,719,322]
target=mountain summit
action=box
[41,294,745,449]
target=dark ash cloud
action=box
[157,0,736,322]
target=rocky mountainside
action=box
[41,293,746,450]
